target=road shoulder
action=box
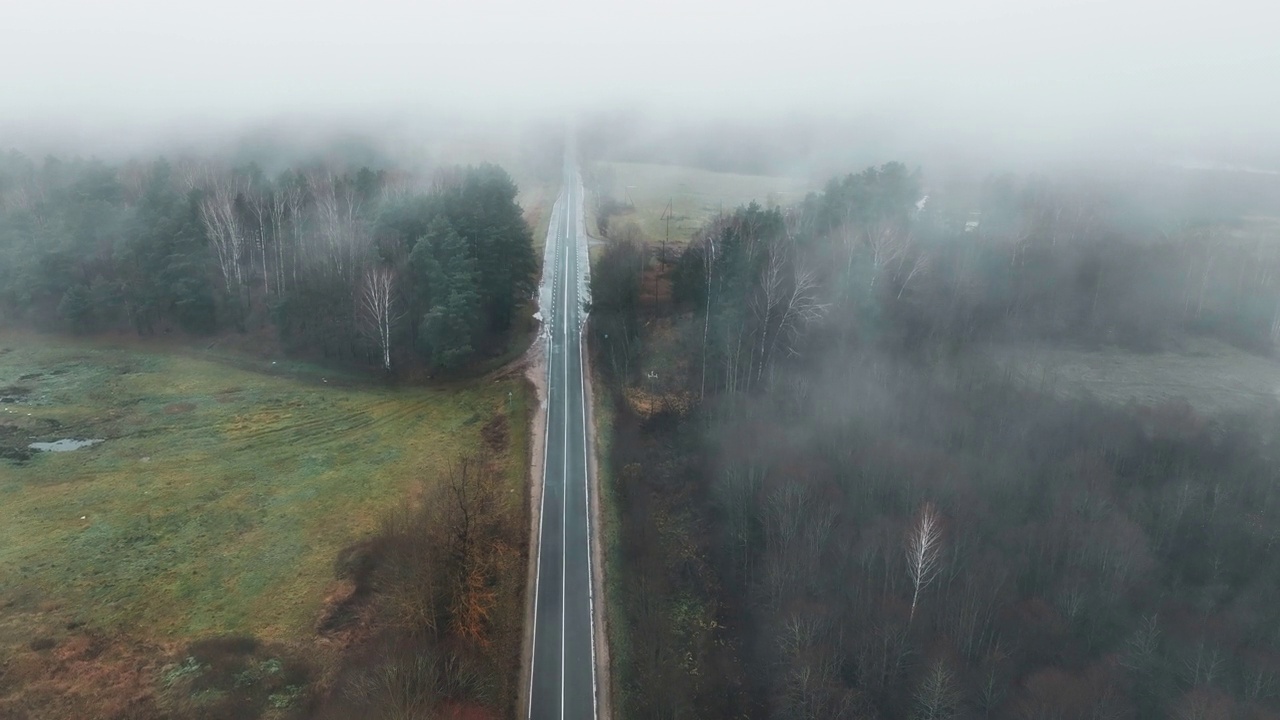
[583,339,613,719]
[518,335,548,719]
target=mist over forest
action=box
[588,149,1280,719]
[2,0,1279,718]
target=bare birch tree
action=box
[751,244,789,385]
[864,222,912,292]
[779,262,827,356]
[896,250,931,300]
[198,172,248,305]
[280,182,305,288]
[308,169,366,284]
[914,659,959,720]
[245,184,272,299]
[174,156,209,194]
[700,227,718,400]
[268,182,298,294]
[906,502,944,624]
[751,246,829,387]
[360,266,398,371]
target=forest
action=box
[0,151,537,373]
[592,162,1280,719]
[0,147,541,717]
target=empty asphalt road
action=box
[528,156,598,719]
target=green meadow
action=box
[0,331,527,642]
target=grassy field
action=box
[521,180,559,256]
[977,337,1280,415]
[0,331,527,645]
[514,166,560,257]
[587,161,811,247]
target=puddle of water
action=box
[28,439,104,452]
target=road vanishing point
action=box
[528,156,599,720]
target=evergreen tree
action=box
[118,161,217,333]
[413,219,481,370]
[425,165,536,334]
[57,283,94,330]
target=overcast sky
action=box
[3,0,1275,158]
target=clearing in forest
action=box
[979,338,1280,415]
[589,161,811,246]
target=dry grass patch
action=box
[589,161,811,247]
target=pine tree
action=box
[414,219,480,369]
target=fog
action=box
[4,4,1280,719]
[3,0,1277,168]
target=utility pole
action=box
[661,198,672,270]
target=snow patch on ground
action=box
[574,173,591,318]
[29,438,102,452]
[538,190,565,336]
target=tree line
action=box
[592,161,1280,719]
[0,151,537,373]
